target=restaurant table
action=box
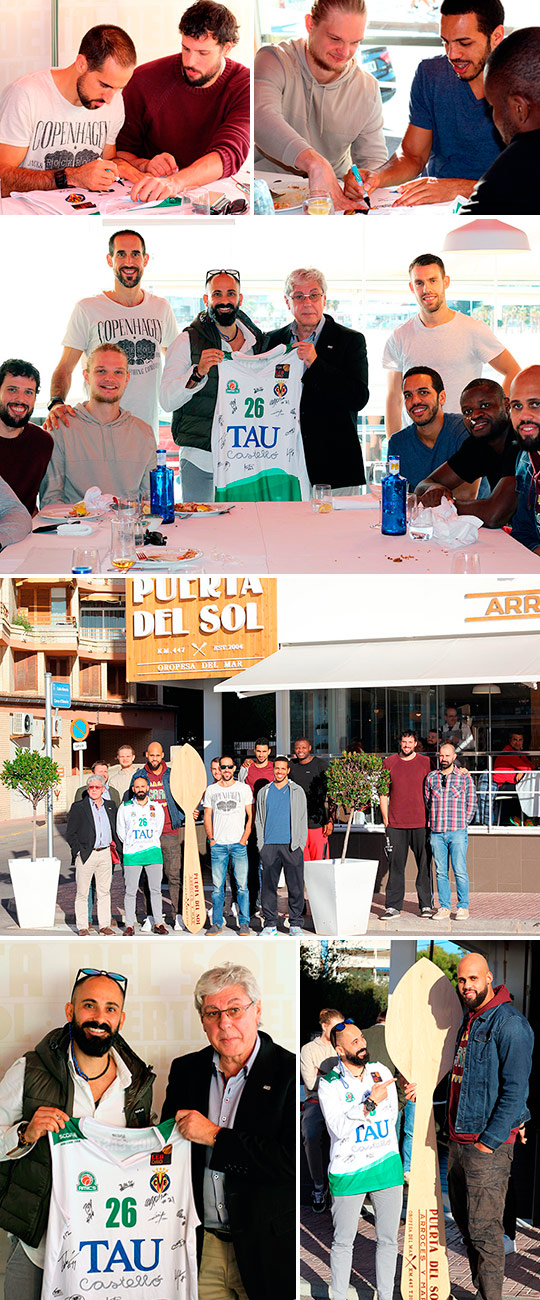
[517,771,540,818]
[0,173,250,216]
[255,169,457,217]
[1,497,539,575]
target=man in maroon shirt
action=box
[116,1,250,196]
[0,359,52,514]
[239,737,274,918]
[379,729,433,920]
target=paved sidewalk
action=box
[301,1201,540,1298]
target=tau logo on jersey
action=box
[274,363,290,378]
[273,382,288,398]
[77,1170,98,1191]
[150,1170,171,1194]
[226,379,240,394]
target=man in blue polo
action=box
[344,0,505,208]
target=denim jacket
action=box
[451,993,534,1150]
[512,450,540,552]
[126,765,184,829]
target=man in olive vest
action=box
[0,968,154,1299]
[159,269,263,501]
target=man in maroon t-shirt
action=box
[239,737,274,917]
[0,359,53,515]
[380,729,433,920]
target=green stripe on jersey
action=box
[52,1118,84,1145]
[215,467,302,503]
[123,846,163,866]
[329,1151,404,1197]
[157,1117,176,1143]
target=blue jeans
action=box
[210,842,250,927]
[430,829,469,909]
[402,1099,415,1174]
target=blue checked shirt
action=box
[425,767,477,832]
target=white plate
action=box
[131,548,203,570]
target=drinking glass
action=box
[72,548,98,574]
[311,484,333,513]
[185,188,210,216]
[110,517,135,571]
[303,189,334,216]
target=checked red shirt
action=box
[425,766,477,832]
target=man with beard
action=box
[130,742,186,932]
[0,968,153,1299]
[447,953,533,1300]
[383,255,519,436]
[264,267,368,492]
[204,756,253,935]
[319,1020,405,1300]
[66,774,121,936]
[0,359,52,514]
[116,2,250,193]
[117,774,168,936]
[160,269,263,501]
[508,366,540,554]
[415,378,519,526]
[387,367,468,491]
[380,729,433,922]
[40,343,156,507]
[0,25,170,200]
[345,0,506,208]
[45,231,178,439]
[463,27,540,215]
[425,742,477,920]
[255,0,387,214]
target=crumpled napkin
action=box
[57,522,94,536]
[83,486,116,514]
[416,497,483,549]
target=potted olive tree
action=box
[304,751,390,935]
[3,749,61,928]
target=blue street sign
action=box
[52,681,71,708]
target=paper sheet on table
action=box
[331,498,378,510]
[370,187,455,214]
[10,180,166,216]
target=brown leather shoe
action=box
[154,924,168,935]
[78,928,90,937]
[99,927,115,935]
[123,926,135,937]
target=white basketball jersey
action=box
[212,345,310,501]
[43,1116,199,1299]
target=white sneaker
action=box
[140,917,153,933]
[455,907,469,920]
[260,926,278,937]
[504,1235,516,1255]
[229,900,238,920]
[174,915,187,931]
[433,907,451,920]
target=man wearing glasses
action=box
[263,267,369,494]
[0,968,153,1300]
[161,960,295,1300]
[160,268,263,501]
[203,755,253,935]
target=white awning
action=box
[215,633,540,697]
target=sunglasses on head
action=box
[333,1018,354,1034]
[205,267,241,284]
[72,968,128,999]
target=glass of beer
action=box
[110,517,135,571]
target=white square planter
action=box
[8,857,61,929]
[304,857,378,935]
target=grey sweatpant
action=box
[124,862,164,927]
[330,1183,403,1300]
[5,1239,43,1300]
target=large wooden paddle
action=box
[385,958,462,1300]
[169,744,208,933]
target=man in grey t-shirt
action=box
[203,756,253,936]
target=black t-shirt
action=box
[290,756,328,827]
[448,427,519,490]
[462,131,540,217]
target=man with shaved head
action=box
[447,952,534,1300]
[463,27,540,214]
[509,366,540,553]
[319,1019,405,1300]
[416,377,519,526]
[0,969,153,1298]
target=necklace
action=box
[75,1052,111,1083]
[216,323,239,344]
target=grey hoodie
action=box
[41,403,157,506]
[254,38,387,178]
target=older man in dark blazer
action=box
[161,960,295,1300]
[263,266,369,492]
[66,774,120,936]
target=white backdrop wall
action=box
[0,937,297,1117]
[1,0,251,96]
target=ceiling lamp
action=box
[472,684,502,695]
[443,219,530,253]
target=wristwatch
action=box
[17,1121,30,1147]
[47,397,64,411]
[53,169,68,189]
[191,366,204,383]
[364,1096,377,1115]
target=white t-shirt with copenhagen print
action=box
[63,292,179,434]
[382,311,504,422]
[204,780,253,845]
[0,69,124,171]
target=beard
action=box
[210,302,239,328]
[342,1046,369,1069]
[134,791,147,801]
[182,59,222,88]
[514,421,540,451]
[440,759,453,769]
[459,983,489,1012]
[116,266,143,289]
[71,1015,119,1057]
[76,73,105,111]
[0,400,30,429]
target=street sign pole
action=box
[44,672,54,857]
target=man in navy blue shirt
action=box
[255,756,307,938]
[343,0,505,208]
[388,367,468,490]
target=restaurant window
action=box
[79,661,102,698]
[13,650,38,693]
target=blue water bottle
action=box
[150,450,175,524]
[381,456,407,535]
